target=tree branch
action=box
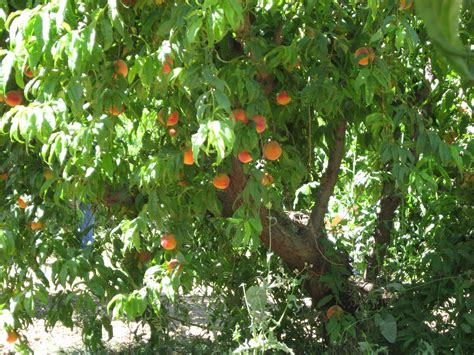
[364,178,401,282]
[309,120,347,238]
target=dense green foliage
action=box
[0,0,472,353]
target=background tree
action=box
[0,0,472,353]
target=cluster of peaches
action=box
[135,233,182,274]
[180,90,291,191]
[159,233,183,274]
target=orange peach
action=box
[238,150,252,163]
[5,90,23,107]
[263,141,282,161]
[276,91,291,105]
[31,221,44,231]
[168,128,177,137]
[0,172,8,181]
[167,111,179,126]
[113,59,128,78]
[183,148,194,165]
[109,104,124,116]
[18,197,27,209]
[163,63,171,75]
[24,65,34,78]
[231,109,248,124]
[161,234,177,250]
[253,115,266,133]
[354,47,375,65]
[213,173,230,190]
[6,330,18,344]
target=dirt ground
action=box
[0,259,215,353]
[1,319,150,354]
[0,291,213,354]
[1,306,213,354]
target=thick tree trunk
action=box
[220,121,348,303]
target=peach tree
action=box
[0,0,473,352]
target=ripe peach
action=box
[261,172,274,186]
[0,172,8,181]
[183,148,194,165]
[177,180,188,187]
[113,59,128,78]
[231,109,248,124]
[138,250,152,263]
[24,65,34,78]
[213,173,230,190]
[167,111,179,126]
[163,63,171,75]
[157,109,165,125]
[6,330,18,344]
[253,115,266,133]
[326,305,343,319]
[31,221,44,231]
[18,197,27,209]
[238,150,252,164]
[168,128,177,137]
[161,234,177,250]
[276,91,291,105]
[263,141,282,161]
[354,47,375,65]
[109,104,124,116]
[5,90,23,107]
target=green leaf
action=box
[375,312,397,343]
[192,123,208,165]
[107,0,124,37]
[207,120,235,164]
[222,0,243,31]
[415,0,474,82]
[66,78,83,116]
[187,16,202,45]
[245,285,267,313]
[0,51,14,94]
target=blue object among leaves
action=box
[79,203,94,249]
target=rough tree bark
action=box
[219,121,348,303]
